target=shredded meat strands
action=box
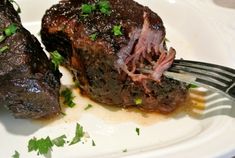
[115,12,176,84]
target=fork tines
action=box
[169,60,235,98]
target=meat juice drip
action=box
[33,67,206,126]
[34,87,206,126]
[83,91,206,126]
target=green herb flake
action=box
[69,123,85,145]
[81,4,95,14]
[61,88,76,108]
[84,104,93,110]
[0,23,18,43]
[134,98,142,105]
[28,136,53,155]
[52,135,67,147]
[98,0,111,15]
[92,140,96,146]
[81,14,89,18]
[0,35,5,43]
[89,33,98,41]
[122,149,127,152]
[188,84,198,89]
[135,128,140,136]
[112,25,123,36]
[4,24,18,37]
[0,46,9,53]
[28,138,37,152]
[50,50,64,70]
[164,37,170,43]
[60,111,66,116]
[74,80,80,88]
[12,150,20,158]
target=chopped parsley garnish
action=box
[74,80,80,88]
[0,24,18,53]
[98,0,111,15]
[84,104,93,110]
[134,98,142,105]
[81,14,89,18]
[164,37,170,43]
[4,23,18,36]
[52,135,67,147]
[0,46,9,53]
[80,1,111,17]
[28,136,53,155]
[0,35,5,43]
[92,140,96,146]
[61,88,76,108]
[112,25,123,36]
[12,150,20,158]
[89,33,98,41]
[50,50,64,70]
[122,149,127,152]
[60,111,66,116]
[9,0,21,13]
[188,84,198,89]
[24,123,90,156]
[81,4,96,14]
[135,128,140,136]
[0,23,18,42]
[69,123,85,145]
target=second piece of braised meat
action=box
[0,0,61,119]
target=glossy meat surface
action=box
[41,0,188,113]
[0,0,61,118]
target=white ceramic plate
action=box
[1,0,235,158]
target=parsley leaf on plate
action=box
[92,140,96,146]
[69,123,85,145]
[61,88,76,108]
[84,104,93,110]
[28,136,53,155]
[12,150,20,158]
[188,84,198,89]
[52,135,67,147]
[50,50,64,70]
[136,128,140,136]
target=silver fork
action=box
[164,59,235,101]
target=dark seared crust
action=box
[0,1,61,118]
[41,0,188,113]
